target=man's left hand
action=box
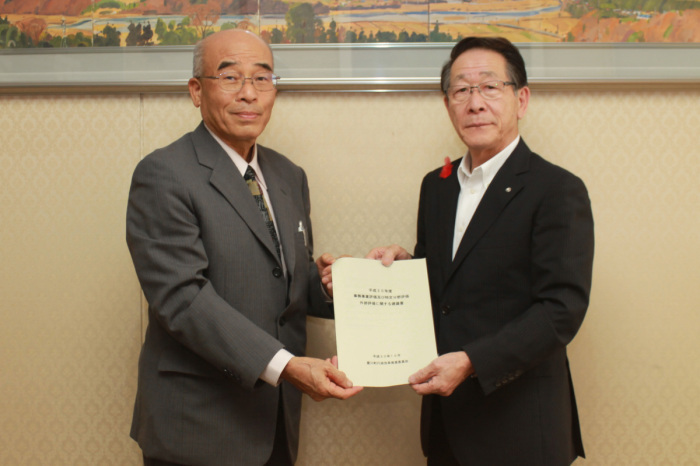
[408,352,474,396]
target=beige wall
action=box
[1,88,698,465]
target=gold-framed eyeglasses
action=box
[448,80,516,102]
[197,71,280,92]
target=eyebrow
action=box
[454,70,498,82]
[217,60,273,72]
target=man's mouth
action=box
[234,111,260,120]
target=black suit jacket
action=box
[126,123,331,465]
[414,139,594,465]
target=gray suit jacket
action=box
[126,122,331,465]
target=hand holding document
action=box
[331,257,438,387]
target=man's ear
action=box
[517,86,530,120]
[188,77,202,108]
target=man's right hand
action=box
[316,252,351,298]
[365,244,412,266]
[281,356,363,401]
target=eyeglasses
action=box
[447,80,516,102]
[197,71,280,92]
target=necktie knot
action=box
[245,166,262,196]
[244,166,256,182]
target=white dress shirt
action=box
[453,136,520,259]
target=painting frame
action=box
[1,42,699,93]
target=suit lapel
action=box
[447,140,531,281]
[436,160,462,284]
[191,124,281,265]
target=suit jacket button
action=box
[272,267,283,278]
[441,305,451,315]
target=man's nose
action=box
[466,89,486,110]
[237,79,258,100]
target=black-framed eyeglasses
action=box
[447,80,516,102]
[197,71,280,92]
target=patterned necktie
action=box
[244,166,281,261]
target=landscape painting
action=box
[1,0,699,48]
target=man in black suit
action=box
[365,37,594,465]
[127,29,361,466]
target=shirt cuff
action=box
[260,349,295,386]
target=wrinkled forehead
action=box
[204,32,273,73]
[451,49,508,83]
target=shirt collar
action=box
[458,135,520,188]
[204,124,267,190]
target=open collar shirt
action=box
[452,135,520,259]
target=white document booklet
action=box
[331,257,438,387]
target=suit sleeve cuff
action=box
[260,349,294,386]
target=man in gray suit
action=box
[126,29,362,466]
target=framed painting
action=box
[1,0,699,92]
